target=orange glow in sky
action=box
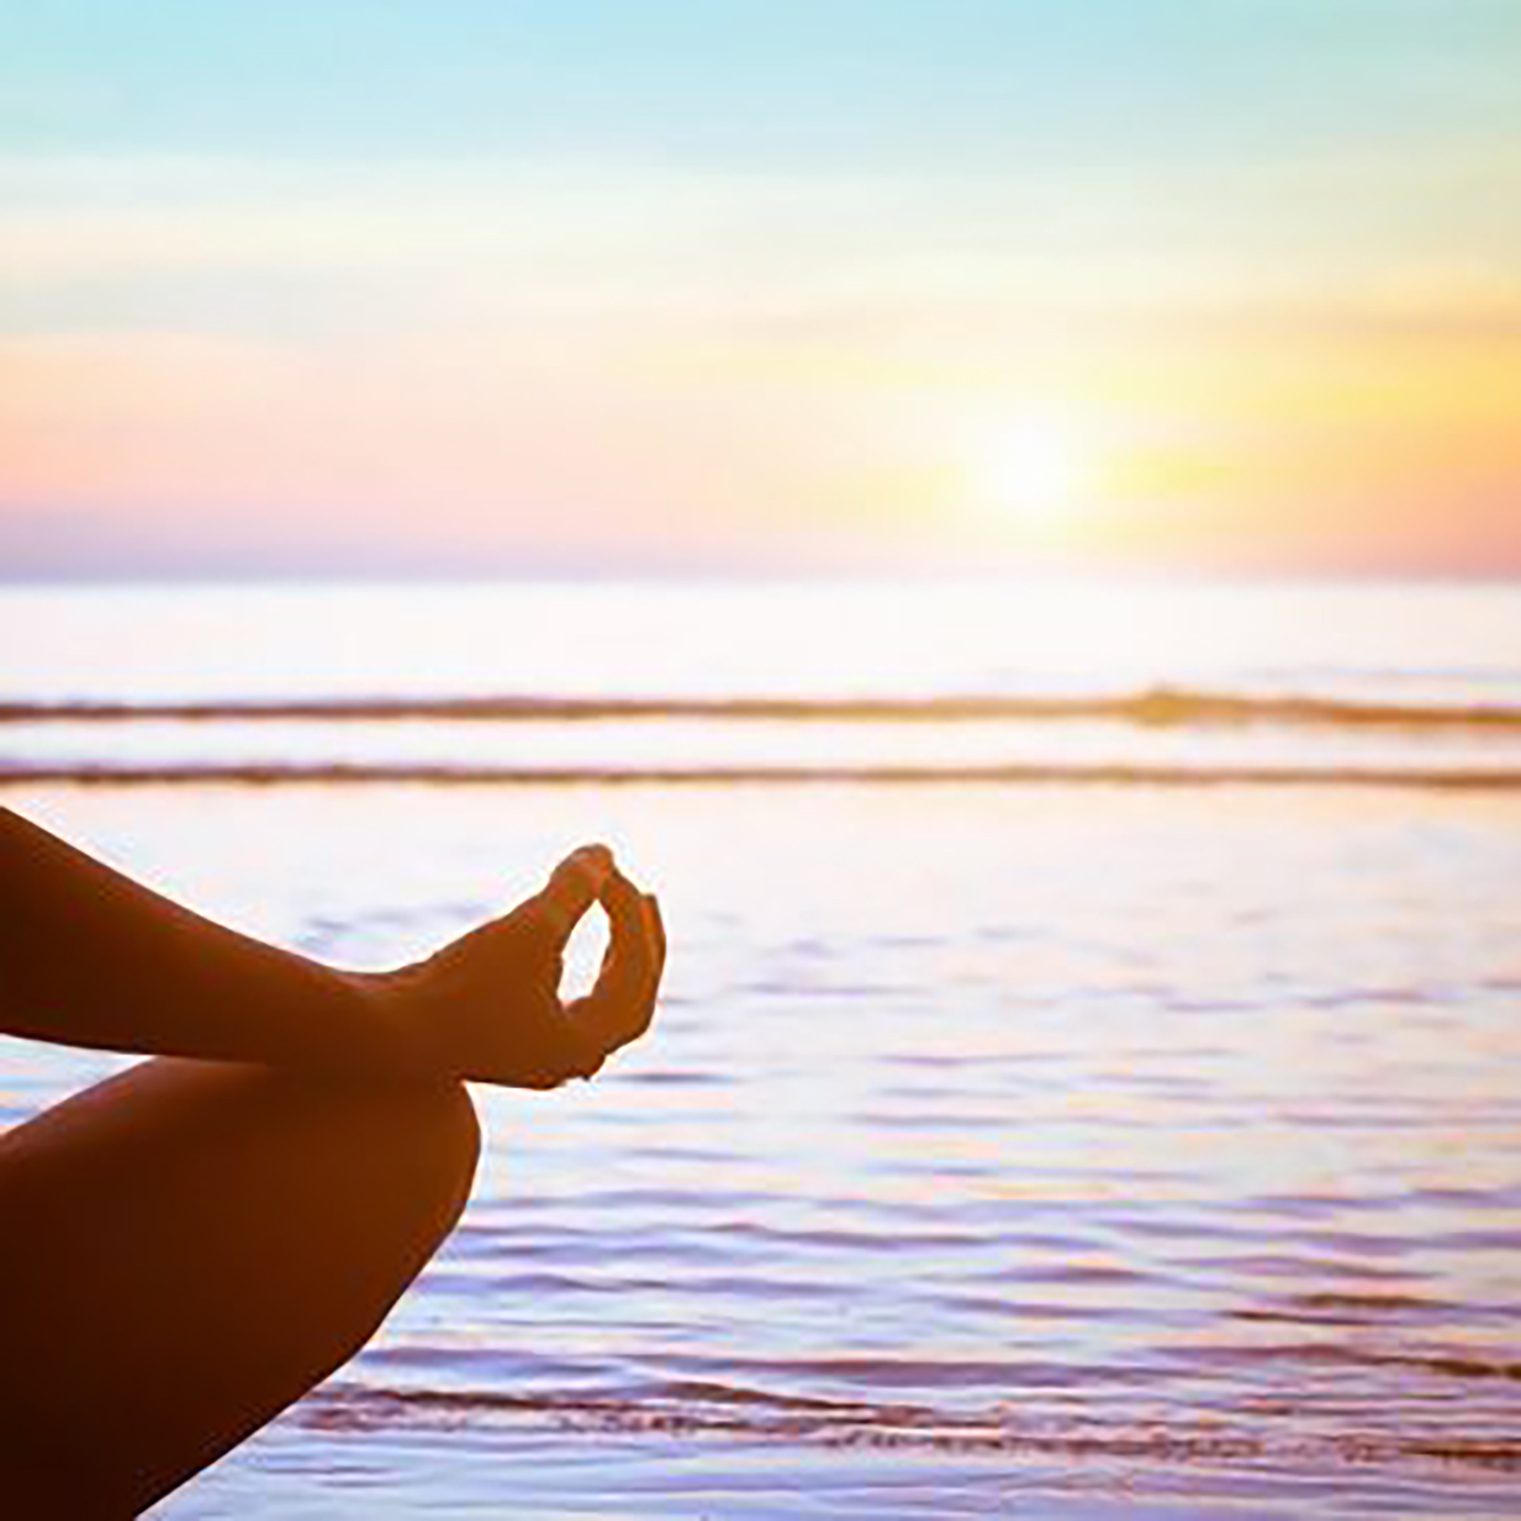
[2,4,1519,579]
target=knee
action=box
[172,1066,484,1298]
[0,1064,484,1518]
[385,1078,482,1229]
[312,1076,482,1257]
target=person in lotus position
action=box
[0,805,665,1516]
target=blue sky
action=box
[6,1,1520,165]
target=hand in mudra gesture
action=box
[0,810,666,1516]
[370,846,666,1088]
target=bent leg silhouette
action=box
[0,1057,480,1516]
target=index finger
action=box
[534,843,616,949]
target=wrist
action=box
[339,966,453,1080]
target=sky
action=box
[2,0,1519,579]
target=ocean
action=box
[1,578,1519,1517]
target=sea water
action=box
[1,579,1518,1517]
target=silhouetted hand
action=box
[368,846,666,1088]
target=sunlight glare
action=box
[972,411,1097,533]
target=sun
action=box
[972,411,1096,532]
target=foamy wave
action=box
[300,1380,1521,1473]
[3,687,1520,730]
[3,760,1518,788]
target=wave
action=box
[3,761,1519,789]
[299,1380,1521,1474]
[3,686,1521,730]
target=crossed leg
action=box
[0,1056,480,1517]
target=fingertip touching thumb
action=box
[535,843,616,947]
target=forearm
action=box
[0,805,409,1074]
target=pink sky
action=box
[3,7,1519,578]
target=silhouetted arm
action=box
[0,805,394,1071]
[0,805,664,1087]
